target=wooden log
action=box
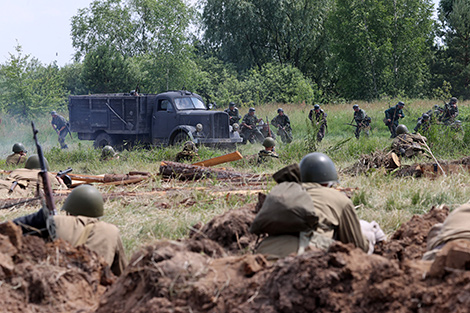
[192,151,243,167]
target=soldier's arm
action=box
[13,208,48,237]
[336,203,369,253]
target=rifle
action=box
[57,167,73,188]
[32,121,57,215]
[345,123,359,128]
[266,116,272,137]
[8,181,18,194]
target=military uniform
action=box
[308,109,327,141]
[271,114,293,143]
[51,113,69,149]
[424,203,470,261]
[175,141,198,162]
[241,113,264,143]
[354,108,370,138]
[5,153,27,166]
[384,105,405,138]
[391,133,427,158]
[440,103,459,124]
[414,118,430,133]
[257,149,279,164]
[224,107,241,126]
[0,169,61,198]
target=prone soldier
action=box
[258,137,279,164]
[175,141,199,163]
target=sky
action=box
[0,0,440,68]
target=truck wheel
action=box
[93,133,114,148]
[172,132,190,146]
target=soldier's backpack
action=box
[250,182,318,236]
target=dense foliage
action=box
[0,0,469,118]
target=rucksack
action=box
[250,182,318,236]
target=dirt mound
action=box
[376,205,449,261]
[0,221,114,313]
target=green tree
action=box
[0,45,67,118]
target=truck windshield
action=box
[174,97,207,110]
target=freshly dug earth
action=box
[97,204,470,313]
[0,221,115,313]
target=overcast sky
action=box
[0,0,440,67]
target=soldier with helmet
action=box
[352,104,370,138]
[12,184,127,276]
[440,96,459,124]
[384,101,405,138]
[308,104,328,142]
[258,137,279,164]
[50,111,70,149]
[6,143,27,166]
[271,108,293,143]
[100,145,119,161]
[255,152,371,259]
[241,107,264,144]
[175,141,199,162]
[391,124,428,158]
[414,113,431,133]
[224,102,241,126]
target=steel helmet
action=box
[61,184,104,217]
[397,101,405,107]
[12,143,26,153]
[422,113,430,120]
[314,104,320,110]
[249,107,256,112]
[396,124,409,135]
[450,97,458,104]
[101,145,116,158]
[353,104,359,109]
[262,137,276,148]
[183,141,198,152]
[299,152,338,184]
[277,108,284,113]
[229,102,235,107]
[25,154,49,170]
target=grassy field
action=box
[1,98,470,258]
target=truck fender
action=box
[169,125,196,145]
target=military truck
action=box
[68,90,242,148]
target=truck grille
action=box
[213,112,229,138]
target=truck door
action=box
[152,98,178,142]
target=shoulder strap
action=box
[74,223,95,247]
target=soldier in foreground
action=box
[258,137,279,164]
[352,104,370,138]
[271,108,293,143]
[12,184,127,276]
[253,152,370,260]
[224,102,241,126]
[241,107,264,144]
[50,111,70,149]
[308,104,327,142]
[384,101,405,138]
[175,141,199,163]
[5,143,27,166]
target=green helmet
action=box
[101,145,116,158]
[299,152,338,184]
[61,184,104,217]
[183,141,198,152]
[25,154,49,170]
[12,143,26,153]
[262,137,276,148]
[396,124,409,135]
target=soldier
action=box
[255,152,370,259]
[440,97,459,124]
[352,104,370,138]
[308,104,327,142]
[51,111,69,149]
[12,184,127,276]
[6,143,27,166]
[271,108,293,143]
[391,124,428,158]
[175,141,198,162]
[258,137,279,164]
[241,107,264,144]
[100,145,119,161]
[384,101,405,138]
[414,113,431,133]
[224,102,241,126]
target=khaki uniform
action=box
[51,215,127,276]
[6,153,27,166]
[0,169,61,198]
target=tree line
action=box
[0,0,468,118]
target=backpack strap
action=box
[74,223,95,247]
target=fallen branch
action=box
[417,133,446,177]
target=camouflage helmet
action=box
[277,108,284,113]
[25,154,49,170]
[450,97,458,104]
[262,137,276,148]
[299,152,338,184]
[396,124,409,135]
[313,104,320,110]
[422,113,430,120]
[397,101,405,107]
[12,143,26,153]
[249,107,256,112]
[353,104,359,109]
[183,141,198,152]
[101,145,116,158]
[61,184,104,217]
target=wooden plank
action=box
[192,151,243,167]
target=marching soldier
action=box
[352,104,370,138]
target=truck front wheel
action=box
[93,133,114,149]
[172,132,190,146]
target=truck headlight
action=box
[196,123,203,132]
[232,123,239,132]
